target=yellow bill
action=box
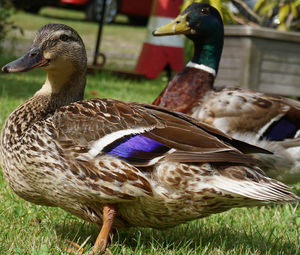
[153,13,191,36]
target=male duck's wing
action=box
[138,103,271,155]
[195,88,300,141]
[52,98,266,167]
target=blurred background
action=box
[1,0,300,73]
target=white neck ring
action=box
[186,61,216,77]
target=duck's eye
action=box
[200,7,210,15]
[59,34,69,41]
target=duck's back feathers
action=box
[53,98,269,168]
[192,87,300,141]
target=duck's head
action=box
[153,3,224,74]
[2,23,87,75]
[2,24,87,100]
[153,3,223,42]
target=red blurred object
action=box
[120,0,152,17]
[153,0,183,17]
[135,44,184,79]
[135,0,184,79]
[60,0,90,5]
[59,0,153,23]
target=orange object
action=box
[135,0,184,79]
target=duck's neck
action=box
[189,32,223,75]
[36,66,86,109]
[152,32,223,113]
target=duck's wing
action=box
[52,98,267,168]
[278,138,300,148]
[51,98,299,203]
[194,88,300,141]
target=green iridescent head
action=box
[182,3,223,42]
[153,3,224,73]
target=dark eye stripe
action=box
[60,34,69,41]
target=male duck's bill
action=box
[153,13,191,36]
[152,3,212,36]
[2,46,49,73]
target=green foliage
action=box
[182,0,235,25]
[0,0,19,53]
[183,0,300,31]
[0,1,12,44]
[254,0,300,30]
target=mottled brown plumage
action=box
[153,3,300,184]
[0,23,298,254]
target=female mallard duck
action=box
[153,3,300,184]
[1,24,298,254]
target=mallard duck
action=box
[1,24,298,254]
[152,3,300,184]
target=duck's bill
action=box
[152,13,191,36]
[2,46,49,73]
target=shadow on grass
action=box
[55,213,299,254]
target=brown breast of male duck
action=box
[153,66,214,114]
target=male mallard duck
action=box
[153,3,300,184]
[1,24,298,254]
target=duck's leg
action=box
[90,204,116,255]
[66,240,84,255]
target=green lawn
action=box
[0,7,299,255]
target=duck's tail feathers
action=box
[210,174,299,204]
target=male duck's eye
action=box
[60,34,69,41]
[200,7,210,15]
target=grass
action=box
[0,7,299,255]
